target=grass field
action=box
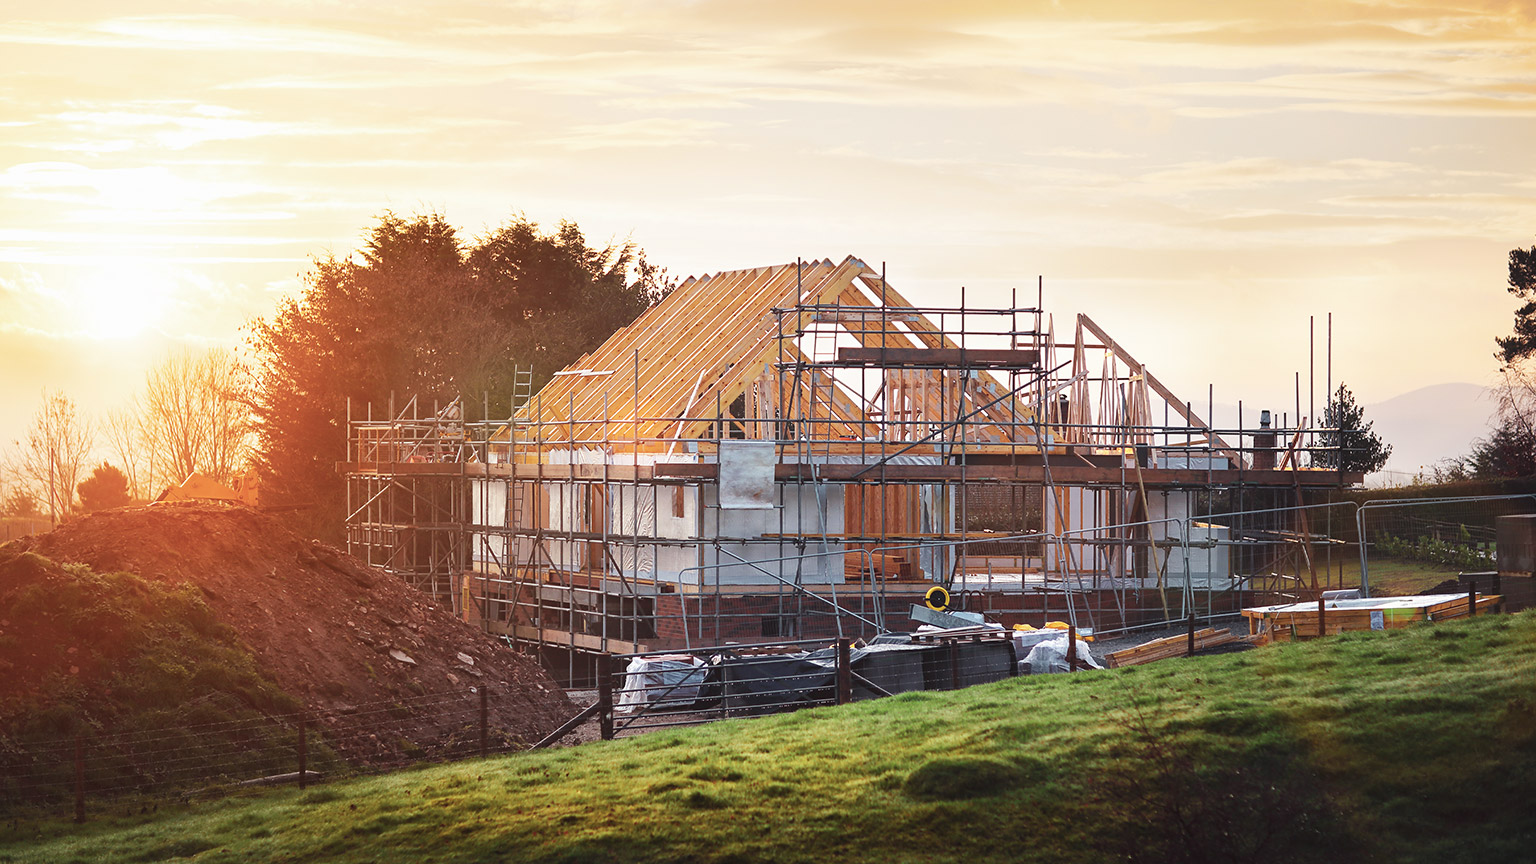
[1364,555,1465,596]
[1285,552,1465,597]
[3,611,1534,864]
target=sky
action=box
[2,0,1535,469]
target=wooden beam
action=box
[651,461,1362,487]
[673,259,867,440]
[340,461,657,482]
[1076,313,1244,466]
[836,347,1041,368]
[483,620,650,654]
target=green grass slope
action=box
[0,551,303,809]
[5,612,1535,864]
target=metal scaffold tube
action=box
[338,258,1370,680]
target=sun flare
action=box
[75,265,174,339]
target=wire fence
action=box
[10,495,1532,822]
[2,627,1049,822]
[604,629,1028,737]
[1,518,50,543]
[1356,496,1532,581]
[0,685,581,822]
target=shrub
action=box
[1375,532,1493,571]
[903,757,1025,801]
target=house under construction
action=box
[344,256,1361,676]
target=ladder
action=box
[511,366,534,411]
[507,364,535,593]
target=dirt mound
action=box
[6,503,572,760]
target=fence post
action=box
[597,654,614,741]
[1186,609,1196,657]
[1492,571,1502,613]
[1318,596,1327,638]
[836,638,852,705]
[479,686,489,759]
[1067,624,1078,671]
[73,733,84,824]
[298,716,308,791]
[720,655,730,720]
[1468,585,1477,619]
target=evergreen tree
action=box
[1312,383,1392,473]
[249,211,671,540]
[1496,237,1536,364]
[1463,419,1536,478]
[77,463,132,511]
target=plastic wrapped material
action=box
[1020,633,1103,675]
[715,655,836,716]
[616,655,707,712]
[1012,628,1067,657]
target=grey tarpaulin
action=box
[718,440,776,509]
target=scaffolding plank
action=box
[483,621,650,654]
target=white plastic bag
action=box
[1020,633,1103,674]
[615,655,706,712]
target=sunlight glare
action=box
[76,266,175,339]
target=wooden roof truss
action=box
[519,255,1246,468]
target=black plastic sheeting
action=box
[705,655,838,716]
[680,637,1017,718]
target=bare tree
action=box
[101,402,152,500]
[16,389,94,523]
[140,347,253,489]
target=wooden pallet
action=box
[1104,628,1240,669]
[1242,594,1502,645]
[908,626,1012,644]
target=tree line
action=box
[2,211,672,538]
[1422,237,1536,481]
[1,347,253,521]
[13,216,1528,530]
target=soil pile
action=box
[0,550,296,724]
[5,502,573,762]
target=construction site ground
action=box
[2,503,574,765]
[545,620,1257,746]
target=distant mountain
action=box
[1365,383,1495,482]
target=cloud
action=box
[1135,157,1422,192]
[0,267,58,326]
[0,14,510,66]
[48,103,292,150]
[1192,209,1450,236]
[0,0,1532,416]
[554,117,728,150]
[4,99,436,158]
[0,160,296,232]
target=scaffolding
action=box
[344,256,1362,683]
